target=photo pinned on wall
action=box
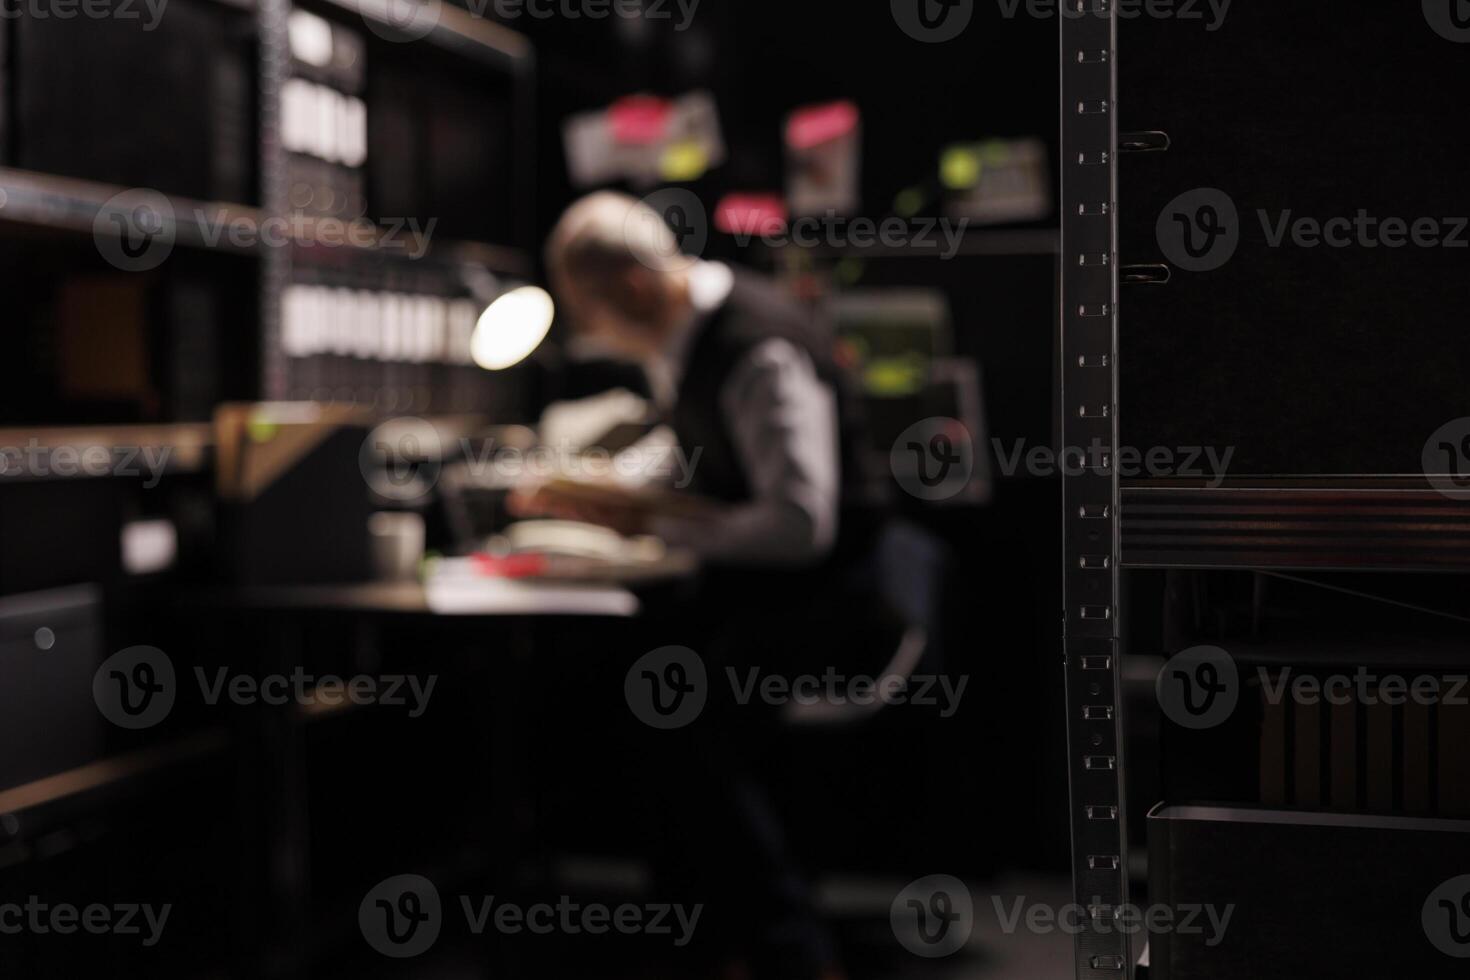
[940,138,1051,225]
[563,91,726,189]
[784,99,861,217]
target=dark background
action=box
[0,1,1074,976]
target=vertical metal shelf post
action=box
[255,8,310,979]
[1060,3,1130,978]
[259,0,292,401]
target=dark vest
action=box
[669,269,884,568]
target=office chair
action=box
[781,519,947,728]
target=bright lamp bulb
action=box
[471,286,555,370]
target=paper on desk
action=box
[424,569,639,617]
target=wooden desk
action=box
[175,577,661,979]
[212,578,641,618]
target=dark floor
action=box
[826,874,1074,980]
[340,873,1074,980]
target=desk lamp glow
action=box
[470,286,555,370]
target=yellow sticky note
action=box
[941,145,983,190]
[661,140,709,182]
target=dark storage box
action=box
[1149,804,1470,979]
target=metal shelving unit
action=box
[257,0,294,404]
[1059,4,1132,978]
[1120,476,1470,572]
[1061,6,1470,975]
[0,11,538,971]
[0,0,534,412]
[258,0,535,401]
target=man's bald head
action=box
[545,192,694,359]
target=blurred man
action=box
[526,190,882,572]
[518,192,899,980]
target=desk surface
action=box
[214,581,434,613]
[204,578,642,618]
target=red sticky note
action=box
[785,100,860,151]
[609,95,673,146]
[715,194,788,237]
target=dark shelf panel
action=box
[0,166,530,273]
[0,167,264,255]
[1199,631,1470,670]
[317,0,532,69]
[0,425,213,483]
[1121,478,1470,572]
[0,729,231,831]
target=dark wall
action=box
[503,0,1059,247]
[491,2,1072,872]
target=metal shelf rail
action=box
[1059,3,1132,978]
[1120,477,1470,572]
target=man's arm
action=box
[653,337,840,565]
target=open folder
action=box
[213,402,375,584]
[215,402,371,501]
[533,476,722,523]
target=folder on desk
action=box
[215,402,370,501]
[214,403,375,585]
[537,477,722,523]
